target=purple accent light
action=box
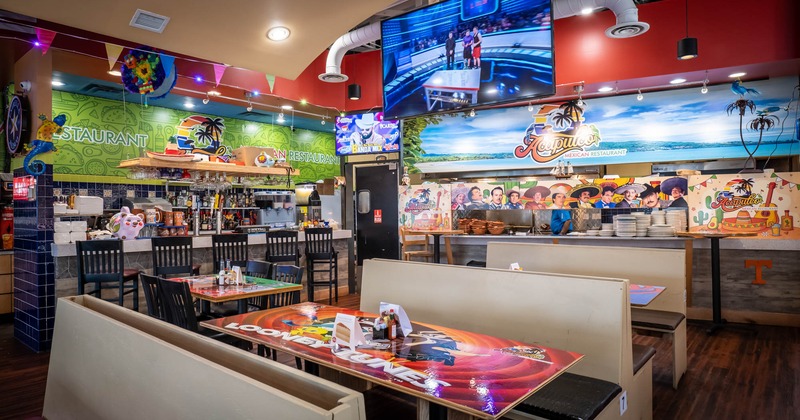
[194,75,203,83]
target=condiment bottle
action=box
[388,309,397,340]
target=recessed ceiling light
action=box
[51,80,65,87]
[598,86,614,92]
[728,72,746,78]
[207,90,221,96]
[670,78,687,84]
[581,7,593,15]
[194,75,203,83]
[267,26,291,42]
[281,105,293,110]
[183,101,194,109]
[300,99,307,105]
[108,70,122,77]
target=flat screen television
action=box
[381,0,554,119]
[334,112,400,156]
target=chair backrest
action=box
[304,227,334,258]
[271,265,304,308]
[399,228,429,251]
[151,237,194,277]
[244,260,273,279]
[265,230,300,265]
[212,233,249,272]
[76,240,125,289]
[139,273,164,320]
[157,278,199,332]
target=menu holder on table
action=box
[509,262,522,271]
[332,313,366,351]
[231,266,244,285]
[379,302,413,337]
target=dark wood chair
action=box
[76,240,138,311]
[139,273,163,320]
[265,230,301,266]
[211,233,249,272]
[244,260,274,311]
[304,228,338,304]
[151,236,200,278]
[258,264,304,369]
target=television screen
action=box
[381,0,554,119]
[335,112,400,156]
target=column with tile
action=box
[13,166,55,352]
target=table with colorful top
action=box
[629,284,666,307]
[405,228,464,264]
[166,275,302,314]
[677,231,757,333]
[201,303,583,420]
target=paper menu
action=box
[379,302,413,337]
[333,313,366,351]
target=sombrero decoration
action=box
[614,183,647,195]
[523,185,551,198]
[720,210,767,232]
[569,184,600,199]
[660,177,688,194]
[549,183,572,196]
[507,186,521,197]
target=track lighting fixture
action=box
[203,93,210,104]
[527,102,533,112]
[637,89,643,101]
[468,109,476,117]
[701,71,709,94]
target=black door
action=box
[355,164,399,264]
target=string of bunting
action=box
[770,172,800,190]
[688,175,717,192]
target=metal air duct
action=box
[318,22,382,83]
[553,0,650,38]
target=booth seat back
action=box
[486,242,686,316]
[44,295,365,420]
[360,259,632,388]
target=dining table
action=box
[165,274,302,314]
[201,303,584,420]
[405,228,464,264]
[629,284,666,307]
[677,231,757,333]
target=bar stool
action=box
[76,240,139,311]
[211,233,249,272]
[151,236,200,277]
[265,230,301,266]
[304,227,338,304]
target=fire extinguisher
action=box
[1,207,13,250]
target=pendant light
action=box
[348,83,361,100]
[677,0,698,60]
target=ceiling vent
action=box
[129,9,170,34]
[237,110,271,119]
[80,83,123,95]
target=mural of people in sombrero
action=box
[521,184,550,210]
[569,184,600,209]
[661,177,689,208]
[615,183,645,208]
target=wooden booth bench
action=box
[361,259,652,420]
[486,242,687,390]
[44,295,365,420]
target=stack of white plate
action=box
[650,210,666,225]
[648,224,676,237]
[585,229,601,236]
[614,215,637,237]
[665,209,687,232]
[599,223,615,237]
[633,213,651,237]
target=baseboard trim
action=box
[687,307,800,327]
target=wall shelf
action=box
[118,158,299,177]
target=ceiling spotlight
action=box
[246,105,253,112]
[348,83,361,100]
[670,78,687,84]
[194,75,203,83]
[636,89,643,101]
[51,80,65,87]
[527,102,533,112]
[281,105,293,110]
[208,90,221,96]
[701,71,709,94]
[267,26,291,41]
[677,0,698,60]
[468,109,476,117]
[728,72,746,78]
[33,41,41,47]
[598,86,613,92]
[203,98,209,104]
[252,90,260,97]
[340,112,346,117]
[108,70,122,77]
[300,99,308,105]
[184,101,194,109]
[277,113,285,123]
[321,119,326,126]
[581,7,593,15]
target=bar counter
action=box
[51,230,353,302]
[443,233,800,327]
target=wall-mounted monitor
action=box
[381,0,555,119]
[335,112,400,156]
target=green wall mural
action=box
[51,91,339,183]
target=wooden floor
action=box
[1,295,798,419]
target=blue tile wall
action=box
[13,165,55,353]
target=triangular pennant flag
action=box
[701,182,707,188]
[265,74,276,92]
[105,43,124,70]
[711,175,717,180]
[770,173,778,178]
[782,180,789,186]
[35,28,57,55]
[689,186,694,192]
[212,64,226,86]
[160,54,176,77]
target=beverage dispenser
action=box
[254,191,295,228]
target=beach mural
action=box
[686,172,799,240]
[413,76,798,173]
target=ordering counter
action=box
[440,233,800,327]
[51,230,354,303]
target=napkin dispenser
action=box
[75,196,104,215]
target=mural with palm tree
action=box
[203,117,226,144]
[734,178,754,196]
